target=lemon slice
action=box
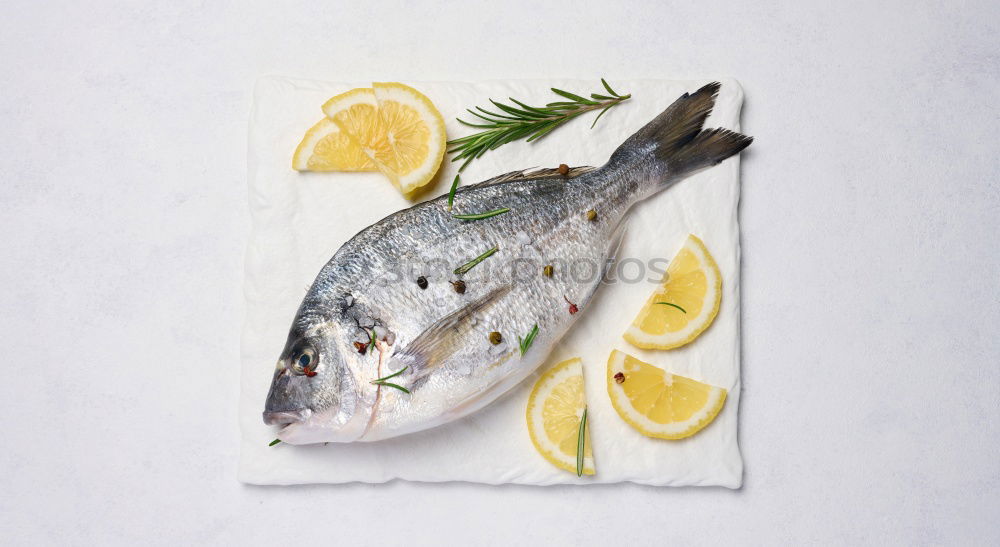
[371,82,446,195]
[623,234,722,350]
[607,350,726,439]
[526,357,595,475]
[292,118,376,171]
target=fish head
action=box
[263,322,372,444]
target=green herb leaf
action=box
[544,101,580,108]
[654,302,687,314]
[518,324,539,356]
[576,407,588,477]
[447,174,460,210]
[452,208,510,221]
[269,438,281,447]
[590,105,614,129]
[492,98,546,119]
[371,366,408,383]
[508,98,551,115]
[446,80,631,170]
[371,367,411,394]
[601,78,621,98]
[551,88,598,105]
[368,328,377,351]
[454,246,498,275]
[374,382,410,394]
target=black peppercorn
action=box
[451,280,466,294]
[416,276,428,290]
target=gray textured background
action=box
[1,1,997,545]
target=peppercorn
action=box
[586,209,597,221]
[558,163,569,176]
[542,265,553,277]
[416,276,428,290]
[614,372,625,384]
[451,280,466,294]
[489,331,502,345]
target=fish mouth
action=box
[268,406,371,444]
[262,409,311,426]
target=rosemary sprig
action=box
[454,246,498,275]
[447,174,460,210]
[452,208,510,221]
[371,366,410,394]
[518,324,539,356]
[446,78,631,171]
[269,438,281,447]
[576,407,588,477]
[655,302,687,314]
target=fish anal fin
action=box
[601,219,629,284]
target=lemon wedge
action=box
[623,234,722,350]
[292,118,376,172]
[606,350,726,439]
[317,84,445,196]
[320,88,397,176]
[526,357,595,475]
[371,82,446,195]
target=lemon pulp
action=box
[526,357,595,475]
[624,234,722,349]
[292,117,375,171]
[606,350,726,439]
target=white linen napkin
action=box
[239,76,745,486]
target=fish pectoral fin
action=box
[392,284,513,381]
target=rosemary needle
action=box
[447,174,460,210]
[452,208,510,221]
[375,382,409,394]
[654,302,687,314]
[269,439,281,447]
[454,246,498,275]
[518,324,539,356]
[371,367,410,394]
[576,407,588,477]
[371,367,407,383]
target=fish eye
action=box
[290,347,317,375]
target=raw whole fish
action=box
[264,82,752,444]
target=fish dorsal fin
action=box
[472,166,597,187]
[391,284,513,380]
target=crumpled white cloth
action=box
[239,76,745,486]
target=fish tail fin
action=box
[609,82,752,187]
[665,127,754,175]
